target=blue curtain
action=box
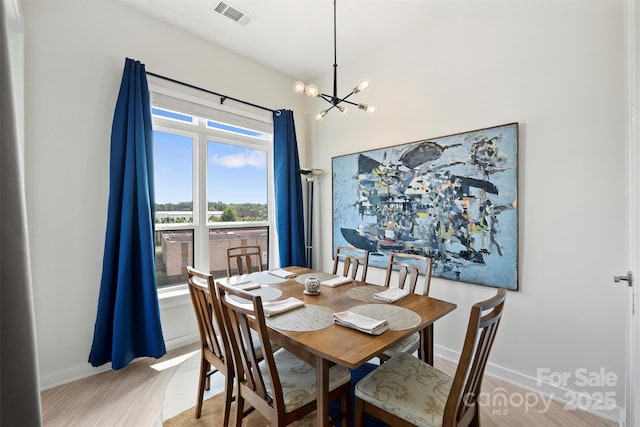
[89,58,166,369]
[273,110,306,267]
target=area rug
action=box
[164,364,388,426]
[163,392,317,426]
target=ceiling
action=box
[116,0,436,81]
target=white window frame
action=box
[148,77,276,292]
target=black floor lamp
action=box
[300,168,324,268]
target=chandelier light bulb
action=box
[358,103,376,114]
[293,81,306,94]
[354,80,370,93]
[315,110,328,121]
[305,84,319,97]
[338,105,348,114]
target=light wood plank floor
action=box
[41,344,199,427]
[41,344,619,427]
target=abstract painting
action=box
[332,123,518,290]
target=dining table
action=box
[236,265,457,427]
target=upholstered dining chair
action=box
[378,252,433,363]
[226,245,264,276]
[332,246,370,282]
[216,282,352,427]
[186,267,234,426]
[354,289,507,427]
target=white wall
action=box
[22,0,307,388]
[306,0,627,422]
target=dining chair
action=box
[226,245,264,276]
[378,252,433,363]
[354,289,507,427]
[332,246,370,282]
[186,267,234,426]
[216,282,352,427]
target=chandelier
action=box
[293,0,375,121]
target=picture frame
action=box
[332,123,519,290]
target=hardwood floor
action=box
[41,344,619,427]
[40,344,199,427]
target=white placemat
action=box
[346,284,387,302]
[347,304,421,331]
[228,286,283,304]
[265,304,334,331]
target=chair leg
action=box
[195,358,207,418]
[470,403,481,427]
[234,395,245,427]
[419,325,434,365]
[354,397,364,427]
[222,371,233,427]
[328,385,350,427]
[342,386,351,427]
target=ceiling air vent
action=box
[212,2,253,26]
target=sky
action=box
[153,130,267,205]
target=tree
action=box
[221,206,238,222]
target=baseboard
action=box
[40,333,199,391]
[164,332,199,352]
[435,345,623,424]
[40,362,112,391]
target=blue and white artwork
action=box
[332,123,518,290]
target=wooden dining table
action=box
[259,266,457,427]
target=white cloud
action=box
[210,150,266,168]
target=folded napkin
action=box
[373,288,410,303]
[268,268,297,279]
[234,282,261,291]
[320,276,353,287]
[223,275,251,285]
[333,311,389,335]
[262,297,305,317]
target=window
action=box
[149,80,273,288]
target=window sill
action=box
[157,284,190,310]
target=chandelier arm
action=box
[339,99,359,107]
[337,90,357,103]
[325,104,338,113]
[318,94,334,104]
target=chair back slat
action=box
[187,267,235,422]
[227,246,264,276]
[383,252,433,295]
[216,283,285,413]
[444,289,506,427]
[236,306,268,397]
[333,246,370,281]
[187,268,228,363]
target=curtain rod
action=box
[146,71,277,114]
